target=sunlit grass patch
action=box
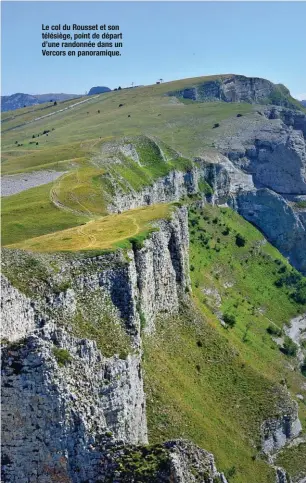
[8,203,172,252]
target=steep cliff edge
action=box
[2,203,305,482]
[2,207,226,482]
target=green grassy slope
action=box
[1,183,88,245]
[143,204,306,483]
[1,76,255,175]
[7,203,172,252]
[0,74,271,245]
[1,137,194,245]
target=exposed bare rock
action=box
[99,440,228,482]
[275,467,291,483]
[1,327,147,483]
[167,75,297,108]
[1,274,36,341]
[261,400,302,455]
[232,188,306,273]
[1,170,66,197]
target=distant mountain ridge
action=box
[301,100,306,107]
[1,93,82,112]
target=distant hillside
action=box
[167,74,302,110]
[88,86,111,95]
[301,100,306,107]
[1,93,81,112]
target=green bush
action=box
[224,466,237,480]
[235,233,246,247]
[140,311,146,330]
[282,336,298,357]
[52,347,72,366]
[266,324,282,337]
[223,312,236,328]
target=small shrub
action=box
[52,347,72,366]
[236,113,243,117]
[139,311,146,330]
[197,340,203,347]
[224,466,236,479]
[129,237,144,250]
[54,280,71,294]
[235,233,246,247]
[291,282,306,304]
[213,123,220,128]
[190,265,195,272]
[282,336,298,357]
[223,312,236,328]
[266,324,282,337]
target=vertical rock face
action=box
[1,324,148,483]
[108,168,199,213]
[167,75,295,107]
[134,206,190,333]
[233,189,306,273]
[1,275,36,341]
[1,207,191,482]
[212,108,306,273]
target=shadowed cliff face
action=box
[212,107,306,273]
[232,189,306,274]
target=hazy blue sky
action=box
[1,1,306,98]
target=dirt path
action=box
[50,172,91,218]
[73,213,140,250]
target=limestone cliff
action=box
[167,75,298,108]
[105,103,306,274]
[231,189,306,273]
[2,207,226,482]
